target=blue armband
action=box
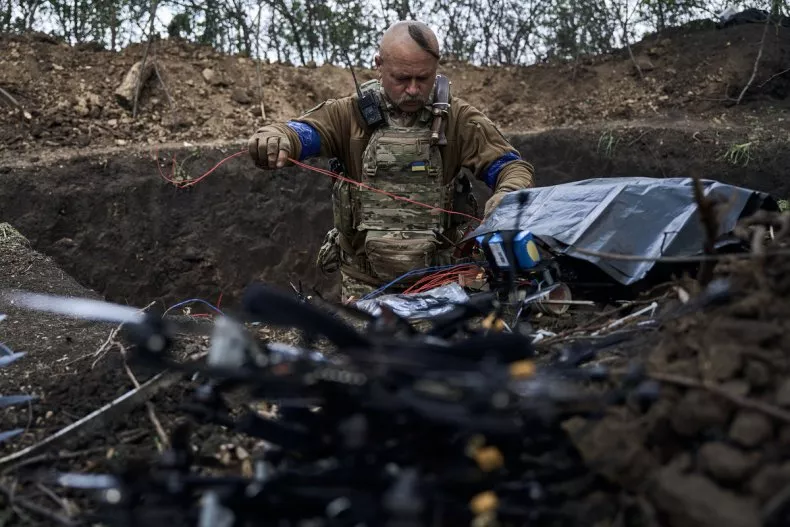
[483,152,521,189]
[286,121,321,160]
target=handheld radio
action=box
[348,63,385,129]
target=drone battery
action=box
[513,231,541,269]
[476,231,540,272]
[476,233,512,270]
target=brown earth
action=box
[4,206,790,527]
[562,237,790,527]
[0,227,298,523]
[1,17,790,527]
[0,20,789,308]
[0,21,788,158]
[3,120,790,310]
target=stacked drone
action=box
[4,283,657,526]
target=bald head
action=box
[379,21,440,61]
[375,21,440,113]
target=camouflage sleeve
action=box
[452,99,535,194]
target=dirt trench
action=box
[1,124,787,310]
[0,146,339,310]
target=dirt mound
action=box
[1,21,788,160]
[0,227,269,523]
[562,223,790,527]
[1,17,790,526]
[4,208,790,526]
[0,224,159,457]
[0,222,108,403]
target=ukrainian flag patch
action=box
[410,161,427,172]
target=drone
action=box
[0,282,658,527]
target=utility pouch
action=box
[317,228,341,274]
[364,230,439,283]
[450,168,480,225]
[331,178,356,240]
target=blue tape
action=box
[483,152,521,189]
[286,121,322,160]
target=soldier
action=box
[248,20,535,302]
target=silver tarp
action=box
[468,177,774,285]
[355,283,470,320]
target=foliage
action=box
[0,0,787,64]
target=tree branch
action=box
[153,62,175,109]
[0,483,76,526]
[0,86,21,109]
[736,14,771,105]
[254,0,267,121]
[650,371,790,424]
[133,0,159,119]
[692,176,718,286]
[758,66,790,88]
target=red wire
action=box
[410,265,479,287]
[404,266,472,292]
[405,271,461,293]
[151,149,483,223]
[153,147,181,185]
[179,151,248,188]
[403,265,481,294]
[411,275,470,294]
[152,148,246,189]
[286,157,482,224]
[411,270,479,294]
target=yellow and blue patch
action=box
[410,161,427,172]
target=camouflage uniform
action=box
[256,77,536,302]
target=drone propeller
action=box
[2,289,219,349]
[2,290,147,324]
[51,472,122,490]
[0,429,24,444]
[0,352,26,367]
[0,394,38,408]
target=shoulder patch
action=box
[480,115,509,142]
[300,99,334,117]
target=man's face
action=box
[375,44,437,113]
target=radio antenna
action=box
[343,53,364,98]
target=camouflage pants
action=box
[340,269,377,303]
[340,267,415,303]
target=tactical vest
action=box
[347,79,454,285]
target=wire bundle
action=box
[403,263,484,294]
[360,262,487,301]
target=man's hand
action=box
[248,126,292,169]
[483,192,505,219]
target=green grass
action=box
[597,131,620,159]
[720,142,754,167]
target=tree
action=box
[2,0,784,68]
